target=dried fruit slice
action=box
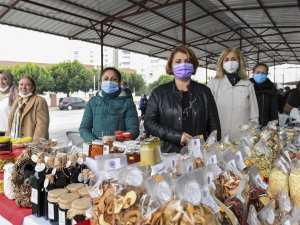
[123,190,137,209]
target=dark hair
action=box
[100,67,122,82]
[252,63,269,73]
[166,45,199,75]
[20,76,37,94]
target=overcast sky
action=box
[0,24,102,65]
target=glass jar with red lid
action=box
[122,132,132,141]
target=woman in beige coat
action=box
[207,48,258,140]
[6,76,49,140]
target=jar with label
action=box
[91,140,103,158]
[140,138,161,166]
[66,183,84,193]
[48,188,69,225]
[44,174,55,220]
[115,131,124,142]
[122,132,132,141]
[82,142,92,157]
[58,193,80,225]
[67,197,90,225]
[0,136,12,152]
[126,145,140,164]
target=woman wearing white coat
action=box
[207,48,259,139]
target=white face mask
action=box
[0,86,9,92]
[19,92,33,98]
[223,61,239,74]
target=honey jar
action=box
[0,136,12,152]
[126,145,140,164]
[91,140,103,158]
[58,193,80,225]
[140,138,161,166]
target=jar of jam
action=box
[57,193,80,225]
[91,140,103,158]
[102,136,115,155]
[48,188,69,225]
[0,153,14,172]
[126,145,140,164]
[122,132,132,141]
[0,136,12,152]
[67,197,90,225]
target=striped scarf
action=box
[10,98,30,139]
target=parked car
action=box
[59,97,86,110]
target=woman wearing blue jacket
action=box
[79,67,139,141]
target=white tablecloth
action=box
[23,215,51,225]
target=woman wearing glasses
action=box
[250,63,278,127]
[0,70,18,136]
[144,45,221,153]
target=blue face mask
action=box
[101,81,119,94]
[253,73,267,84]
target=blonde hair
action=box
[166,45,199,75]
[215,48,247,80]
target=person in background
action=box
[283,86,291,103]
[139,93,148,119]
[207,48,258,139]
[284,81,300,113]
[277,88,285,114]
[6,76,49,140]
[80,67,139,141]
[249,63,278,127]
[0,70,18,136]
[121,81,132,98]
[144,45,221,153]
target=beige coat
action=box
[6,95,50,140]
[207,77,258,139]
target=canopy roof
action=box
[0,0,299,69]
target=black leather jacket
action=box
[144,80,221,153]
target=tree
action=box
[50,61,93,96]
[120,70,146,95]
[8,63,54,94]
[147,75,174,92]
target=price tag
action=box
[235,151,247,171]
[255,174,268,190]
[103,145,110,155]
[157,181,172,203]
[209,155,217,164]
[191,139,202,158]
[201,187,220,213]
[125,168,143,187]
[35,163,46,172]
[186,161,194,172]
[31,154,38,163]
[105,158,121,170]
[185,181,201,205]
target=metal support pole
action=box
[205,57,208,84]
[99,23,104,91]
[273,59,275,83]
[182,0,186,45]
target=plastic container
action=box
[140,138,161,166]
[47,189,69,225]
[67,197,90,225]
[58,193,80,225]
[0,136,12,152]
[122,132,132,141]
[91,140,103,158]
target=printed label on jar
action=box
[185,180,201,205]
[125,168,143,187]
[103,145,110,155]
[48,202,55,220]
[35,163,45,172]
[191,139,202,158]
[105,158,121,170]
[31,188,38,205]
[186,161,194,172]
[157,181,172,203]
[59,209,66,225]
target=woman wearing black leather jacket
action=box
[249,63,278,127]
[144,45,221,153]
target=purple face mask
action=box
[173,63,194,80]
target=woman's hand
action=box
[180,132,192,146]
